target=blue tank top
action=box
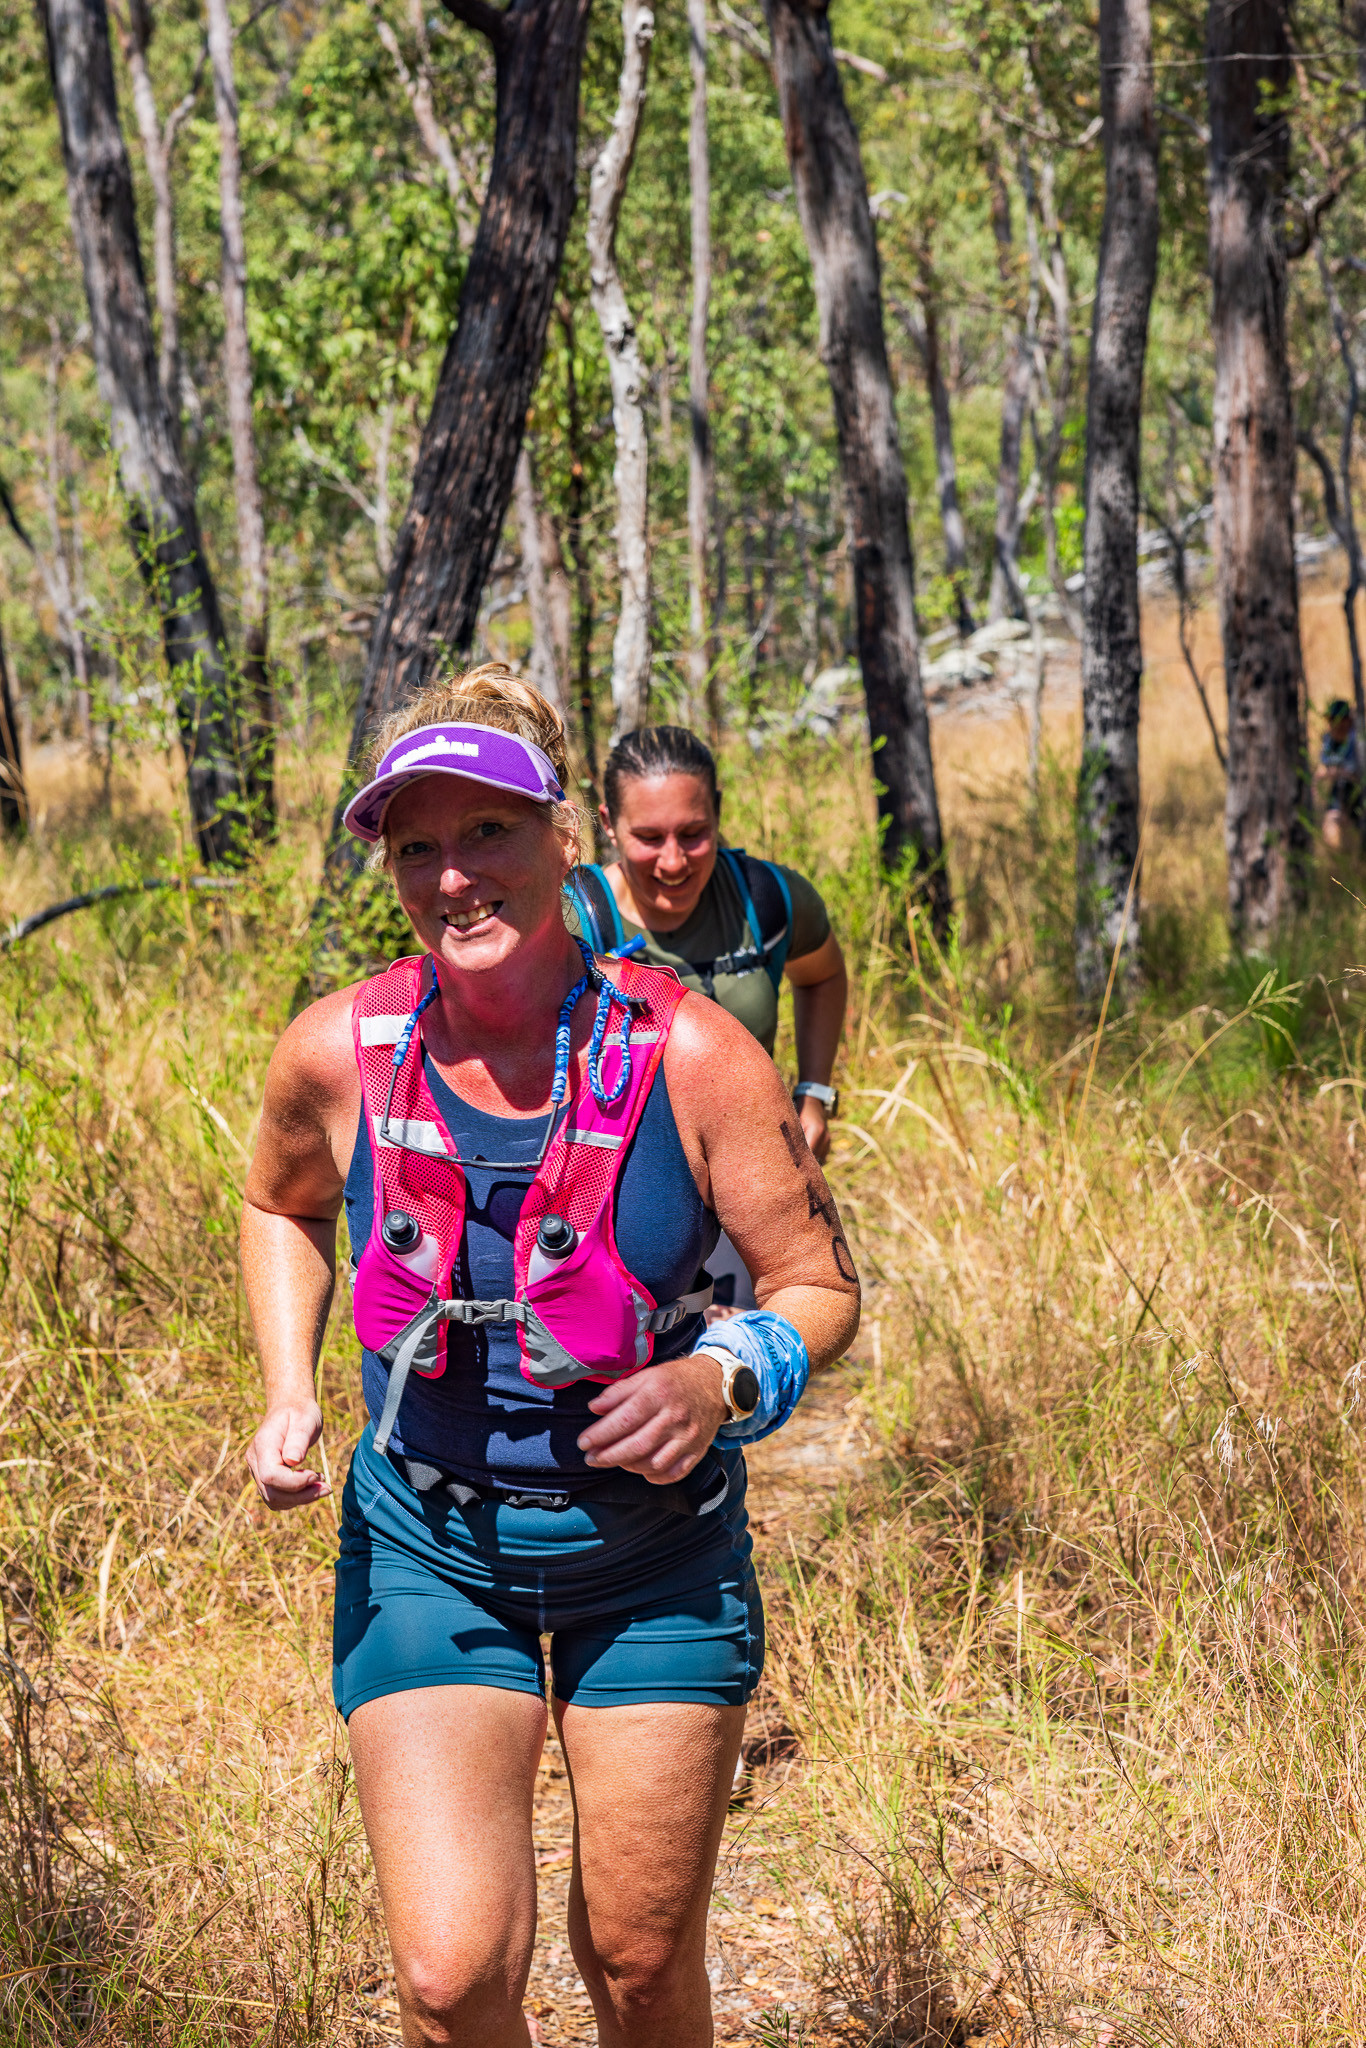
[345,1058,719,1486]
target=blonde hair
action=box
[362,663,584,868]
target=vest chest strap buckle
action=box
[440,1298,527,1327]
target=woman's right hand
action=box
[246,1401,329,1510]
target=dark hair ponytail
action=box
[602,726,720,821]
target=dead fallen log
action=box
[1,876,243,952]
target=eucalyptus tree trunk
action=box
[0,627,24,835]
[39,325,92,744]
[1025,149,1081,639]
[687,0,716,739]
[1075,0,1159,1003]
[923,312,974,636]
[897,270,974,635]
[1297,247,1366,819]
[513,444,566,714]
[206,0,274,832]
[335,0,594,838]
[983,143,1032,623]
[110,0,197,424]
[766,0,949,928]
[1207,0,1307,934]
[989,339,1033,622]
[40,0,244,865]
[589,0,654,740]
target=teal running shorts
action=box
[332,1426,764,1718]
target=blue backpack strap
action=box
[720,848,792,993]
[563,864,630,956]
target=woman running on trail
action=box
[566,724,848,1313]
[241,667,859,2048]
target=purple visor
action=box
[342,721,566,842]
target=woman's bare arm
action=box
[785,930,848,1162]
[241,989,358,1510]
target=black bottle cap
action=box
[381,1210,420,1253]
[537,1212,576,1257]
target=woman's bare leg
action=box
[555,1698,746,2048]
[348,1684,548,2048]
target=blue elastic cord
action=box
[392,974,440,1070]
[550,964,592,1105]
[697,1311,811,1445]
[572,936,644,1110]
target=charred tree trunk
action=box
[687,0,717,740]
[40,0,244,865]
[1207,0,1307,934]
[0,481,31,833]
[0,624,24,835]
[333,0,594,851]
[206,0,274,833]
[1075,0,1159,1003]
[766,0,948,926]
[589,0,654,741]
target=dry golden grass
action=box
[4,585,1366,2044]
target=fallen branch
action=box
[2,876,242,952]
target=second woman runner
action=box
[567,723,848,1311]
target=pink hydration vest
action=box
[350,951,713,1455]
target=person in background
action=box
[1316,698,1362,852]
[566,725,847,1315]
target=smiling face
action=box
[384,775,576,979]
[603,772,721,932]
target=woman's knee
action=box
[576,1930,704,2024]
[397,1944,530,2046]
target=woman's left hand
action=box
[577,1355,727,1484]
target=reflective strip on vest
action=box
[372,1112,450,1156]
[359,1014,412,1046]
[563,1128,623,1149]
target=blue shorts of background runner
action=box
[332,1425,764,1718]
